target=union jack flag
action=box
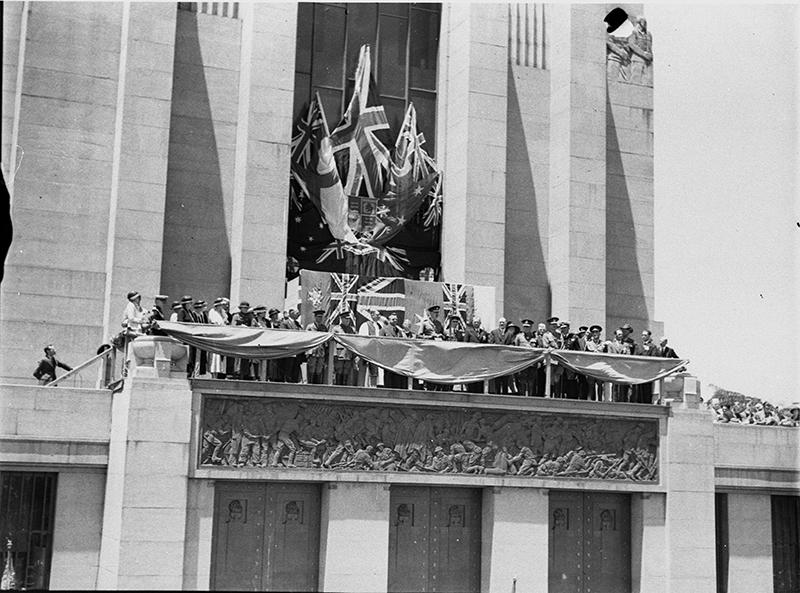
[443,282,470,321]
[356,277,406,322]
[327,273,360,327]
[330,45,391,200]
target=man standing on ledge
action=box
[33,344,73,385]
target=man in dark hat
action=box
[231,302,254,380]
[33,344,73,385]
[306,309,329,384]
[145,294,169,336]
[420,305,444,339]
[584,325,606,400]
[191,300,209,376]
[514,319,536,396]
[177,295,195,323]
[280,308,304,383]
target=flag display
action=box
[288,44,443,279]
[299,270,476,331]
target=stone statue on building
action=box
[628,17,653,86]
[606,33,632,82]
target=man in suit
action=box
[192,300,209,376]
[232,302,255,380]
[281,308,304,383]
[379,313,405,389]
[33,344,73,385]
[306,309,329,385]
[419,305,444,339]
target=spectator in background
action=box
[660,337,678,358]
[169,301,181,322]
[401,318,414,338]
[122,291,147,336]
[306,309,329,385]
[331,312,357,386]
[380,314,405,389]
[33,344,73,385]
[208,298,229,379]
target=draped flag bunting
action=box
[330,45,392,201]
[153,322,689,385]
[290,93,357,243]
[288,44,444,279]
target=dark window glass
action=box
[294,3,439,149]
[380,3,408,17]
[381,97,406,145]
[378,14,408,99]
[314,86,344,129]
[296,3,314,75]
[346,5,377,79]
[294,72,312,121]
[410,89,436,155]
[409,7,439,91]
[312,5,346,88]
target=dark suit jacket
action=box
[33,356,72,382]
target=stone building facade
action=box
[1,2,657,381]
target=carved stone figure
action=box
[606,34,631,81]
[628,16,653,85]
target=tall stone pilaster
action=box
[438,3,508,315]
[547,4,607,325]
[229,3,296,306]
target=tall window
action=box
[0,472,57,590]
[294,3,441,154]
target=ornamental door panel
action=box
[388,487,430,593]
[212,482,321,592]
[429,487,482,593]
[549,491,631,593]
[549,491,584,593]
[584,493,630,593]
[264,484,320,592]
[212,483,266,591]
[388,486,481,593]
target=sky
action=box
[648,4,799,404]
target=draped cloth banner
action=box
[153,322,688,384]
[333,334,546,384]
[551,350,688,385]
[154,322,330,360]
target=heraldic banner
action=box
[299,270,497,331]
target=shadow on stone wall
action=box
[505,71,550,322]
[161,12,232,303]
[605,88,650,331]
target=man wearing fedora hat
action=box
[231,302,255,380]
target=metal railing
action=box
[44,346,122,390]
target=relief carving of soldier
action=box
[200,398,659,482]
[628,17,653,85]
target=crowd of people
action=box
[707,398,799,427]
[119,290,681,403]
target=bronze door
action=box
[549,491,631,593]
[389,486,481,593]
[212,482,321,592]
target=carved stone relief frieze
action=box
[200,396,659,482]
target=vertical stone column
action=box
[319,483,390,592]
[101,3,178,340]
[631,493,667,593]
[481,487,548,593]
[726,493,774,593]
[229,3,296,306]
[438,3,508,315]
[664,407,717,592]
[183,479,216,590]
[547,5,607,323]
[605,4,656,333]
[97,369,193,589]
